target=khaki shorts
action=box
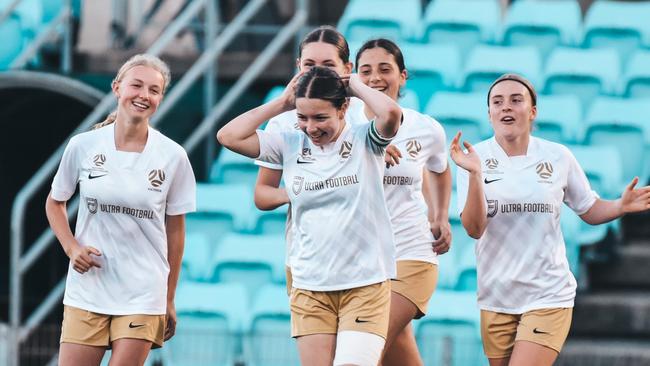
[391,260,438,319]
[481,307,573,358]
[60,306,166,349]
[290,281,391,339]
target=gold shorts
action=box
[290,281,391,339]
[481,307,573,358]
[60,306,166,349]
[391,260,438,319]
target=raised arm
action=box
[580,177,650,225]
[450,132,487,239]
[217,73,302,158]
[347,74,401,139]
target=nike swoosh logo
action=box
[296,159,314,164]
[355,317,370,323]
[88,173,108,179]
[484,178,502,184]
[532,328,549,334]
[129,322,145,329]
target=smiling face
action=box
[297,42,352,76]
[356,47,406,101]
[488,80,537,141]
[112,65,165,123]
[296,97,348,146]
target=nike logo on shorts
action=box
[532,327,550,334]
[88,172,108,180]
[355,317,370,323]
[129,322,145,329]
[484,178,502,184]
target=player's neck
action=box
[495,133,529,157]
[113,118,149,153]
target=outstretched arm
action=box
[580,177,650,225]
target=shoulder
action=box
[403,108,445,135]
[532,136,570,160]
[66,127,106,152]
[151,129,188,159]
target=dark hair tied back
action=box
[295,66,347,109]
[299,25,350,64]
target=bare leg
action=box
[108,338,152,366]
[58,343,106,366]
[382,323,423,366]
[296,334,337,366]
[508,340,558,366]
[489,357,510,366]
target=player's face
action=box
[488,80,537,140]
[113,65,165,122]
[298,42,352,76]
[357,47,406,102]
[296,97,348,146]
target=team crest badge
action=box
[487,199,498,217]
[406,140,421,158]
[485,158,499,170]
[339,141,352,159]
[292,176,304,195]
[536,162,553,179]
[86,197,98,214]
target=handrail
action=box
[0,0,20,24]
[10,7,70,71]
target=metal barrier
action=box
[8,0,308,364]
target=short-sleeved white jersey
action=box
[456,136,598,314]
[350,106,448,263]
[51,123,196,315]
[256,120,396,291]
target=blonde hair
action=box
[93,54,171,130]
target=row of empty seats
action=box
[339,0,650,62]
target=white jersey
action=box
[51,123,196,315]
[456,136,598,314]
[254,97,366,267]
[350,106,448,263]
[256,120,396,291]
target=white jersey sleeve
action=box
[51,136,82,201]
[256,129,287,166]
[166,151,197,215]
[425,119,448,173]
[562,148,599,215]
[255,112,297,170]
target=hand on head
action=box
[279,71,305,111]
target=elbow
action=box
[462,216,487,239]
[467,228,485,240]
[216,127,230,148]
[385,105,402,135]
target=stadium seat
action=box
[533,94,582,144]
[414,289,486,366]
[209,147,258,186]
[461,45,542,93]
[399,87,421,112]
[164,282,247,366]
[422,0,500,55]
[210,233,286,301]
[182,232,214,282]
[455,244,477,292]
[425,91,489,146]
[569,144,624,200]
[400,42,461,108]
[0,14,23,69]
[337,0,421,42]
[582,0,650,62]
[187,183,253,241]
[544,47,621,109]
[243,284,299,366]
[622,50,650,98]
[1,0,42,38]
[582,97,650,181]
[502,0,581,59]
[249,205,288,236]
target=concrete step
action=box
[557,338,650,366]
[571,291,650,337]
[589,243,650,289]
[622,210,650,240]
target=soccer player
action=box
[354,38,452,366]
[46,54,196,366]
[217,66,401,366]
[451,73,650,366]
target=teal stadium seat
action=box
[425,91,489,147]
[401,42,461,108]
[209,147,259,186]
[337,0,422,42]
[0,12,22,69]
[399,88,421,112]
[582,97,650,182]
[210,233,286,301]
[622,50,650,98]
[544,47,621,109]
[422,0,500,56]
[414,289,487,366]
[243,284,299,366]
[250,205,288,236]
[583,0,650,63]
[502,0,581,59]
[187,183,253,241]
[462,45,542,93]
[164,282,248,366]
[533,95,582,144]
[182,232,214,282]
[455,244,478,292]
[0,0,41,39]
